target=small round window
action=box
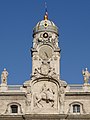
[44,22,48,28]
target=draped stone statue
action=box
[82,68,90,84]
[1,68,8,84]
[59,86,65,113]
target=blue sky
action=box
[0,0,90,85]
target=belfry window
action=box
[11,105,18,113]
[73,104,80,113]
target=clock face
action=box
[39,45,53,60]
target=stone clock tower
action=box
[24,10,67,114]
[32,12,60,79]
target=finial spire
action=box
[44,2,48,20]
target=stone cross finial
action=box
[1,68,8,84]
[82,68,90,84]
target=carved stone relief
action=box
[32,80,58,113]
[40,62,49,75]
[26,93,32,106]
[34,83,55,108]
[33,32,58,49]
[31,62,58,80]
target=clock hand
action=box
[44,52,48,58]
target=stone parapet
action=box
[0,114,90,120]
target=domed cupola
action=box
[33,10,59,36]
